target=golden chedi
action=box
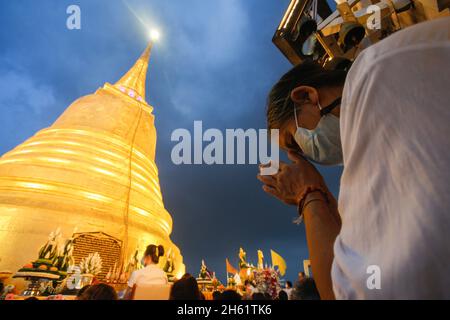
[0,44,185,283]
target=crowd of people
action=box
[3,243,320,301]
[64,271,320,301]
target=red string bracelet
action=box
[294,185,330,224]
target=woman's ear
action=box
[290,86,319,105]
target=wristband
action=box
[293,185,329,224]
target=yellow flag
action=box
[270,249,287,276]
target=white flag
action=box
[234,273,242,285]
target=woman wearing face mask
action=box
[257,18,450,299]
[258,61,344,300]
[124,244,168,299]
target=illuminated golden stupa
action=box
[0,43,185,279]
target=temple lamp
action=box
[336,1,365,51]
[338,21,365,49]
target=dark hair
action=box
[212,291,222,300]
[219,289,242,301]
[251,292,267,300]
[169,273,202,300]
[144,244,164,264]
[292,278,321,300]
[278,290,289,300]
[267,60,347,130]
[24,296,39,301]
[286,281,293,288]
[76,285,91,298]
[78,283,118,300]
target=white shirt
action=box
[284,288,293,300]
[332,17,450,299]
[127,264,168,288]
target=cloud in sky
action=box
[0,70,56,116]
[127,0,251,117]
[0,67,59,152]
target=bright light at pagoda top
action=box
[149,29,161,42]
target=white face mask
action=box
[293,100,343,166]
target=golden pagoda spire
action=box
[115,43,152,101]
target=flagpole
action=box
[226,259,229,287]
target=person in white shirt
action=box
[284,281,293,300]
[124,244,168,299]
[258,17,450,299]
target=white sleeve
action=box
[127,270,138,288]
